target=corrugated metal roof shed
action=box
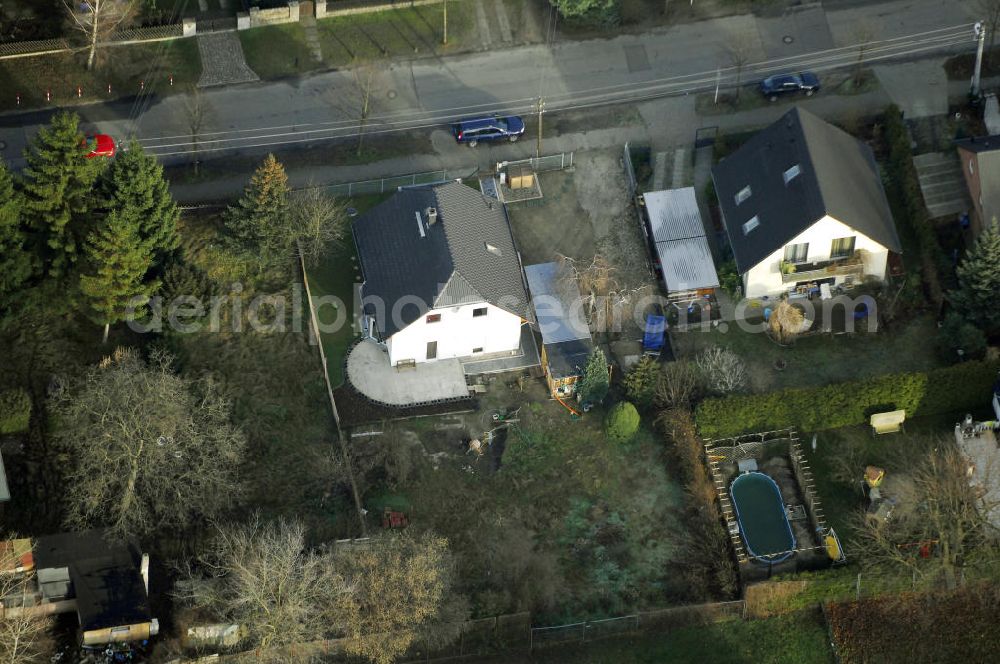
[643,187,720,292]
[524,262,592,345]
[645,187,704,242]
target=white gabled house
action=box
[712,107,902,299]
[352,181,530,367]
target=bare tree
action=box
[556,254,650,336]
[348,64,382,157]
[695,346,749,395]
[0,540,53,664]
[61,0,137,71]
[854,23,875,87]
[183,86,206,176]
[50,348,247,540]
[290,186,349,267]
[854,445,1000,582]
[728,33,755,102]
[654,361,702,409]
[175,516,345,662]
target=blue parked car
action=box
[759,72,820,101]
[451,114,525,147]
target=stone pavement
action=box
[197,32,260,88]
[301,16,324,63]
[346,340,470,406]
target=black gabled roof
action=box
[712,107,902,273]
[34,530,151,631]
[352,181,529,337]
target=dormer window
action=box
[735,186,752,205]
[783,164,801,184]
[742,215,760,235]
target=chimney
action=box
[426,207,438,225]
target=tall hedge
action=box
[695,360,1000,437]
[0,388,31,435]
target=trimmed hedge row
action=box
[0,388,31,435]
[694,360,1000,437]
[881,104,952,308]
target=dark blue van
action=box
[451,115,525,147]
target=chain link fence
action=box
[317,168,476,197]
[496,152,574,175]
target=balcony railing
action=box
[780,254,865,284]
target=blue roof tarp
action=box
[643,314,666,352]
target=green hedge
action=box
[695,361,999,437]
[0,388,31,435]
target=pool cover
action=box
[730,471,797,563]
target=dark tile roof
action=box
[34,530,151,631]
[712,107,902,273]
[353,181,529,337]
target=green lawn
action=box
[479,610,834,663]
[303,194,389,387]
[673,314,945,394]
[240,3,478,79]
[0,38,201,111]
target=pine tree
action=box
[98,141,179,268]
[0,161,34,308]
[951,219,1000,332]
[79,208,157,343]
[579,348,609,405]
[20,111,102,280]
[223,153,291,267]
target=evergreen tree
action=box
[951,219,1000,332]
[622,355,660,408]
[20,111,102,280]
[223,154,290,267]
[578,348,609,405]
[0,161,34,308]
[79,209,157,343]
[98,141,179,268]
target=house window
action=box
[783,242,809,264]
[426,313,441,323]
[472,347,484,353]
[783,164,801,184]
[830,236,856,259]
[742,215,760,235]
[735,186,752,205]
[472,307,488,317]
[426,341,437,360]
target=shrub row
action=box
[694,360,1000,438]
[881,104,952,309]
[0,388,31,435]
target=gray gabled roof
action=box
[712,107,902,273]
[352,181,529,337]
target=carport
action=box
[640,187,720,300]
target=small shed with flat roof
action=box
[641,187,720,299]
[524,262,595,398]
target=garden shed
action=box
[640,187,719,299]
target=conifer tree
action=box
[20,111,101,280]
[951,219,1000,332]
[223,153,290,267]
[0,161,34,307]
[579,348,610,405]
[79,209,157,343]
[98,141,179,268]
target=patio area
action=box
[460,325,541,376]
[346,340,470,407]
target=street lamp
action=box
[972,21,986,99]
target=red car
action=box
[83,134,116,159]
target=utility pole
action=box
[535,97,545,158]
[443,0,448,45]
[973,20,986,98]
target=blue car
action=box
[451,115,525,147]
[759,72,820,101]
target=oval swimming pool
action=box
[730,471,797,563]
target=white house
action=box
[352,181,530,367]
[712,107,902,299]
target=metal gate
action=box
[198,16,238,33]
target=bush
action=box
[604,401,640,443]
[937,313,987,361]
[0,388,31,435]
[695,360,1000,437]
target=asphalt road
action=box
[0,0,979,169]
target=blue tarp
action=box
[643,314,666,352]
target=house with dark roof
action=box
[0,530,157,646]
[955,134,1000,233]
[712,107,902,298]
[352,181,530,367]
